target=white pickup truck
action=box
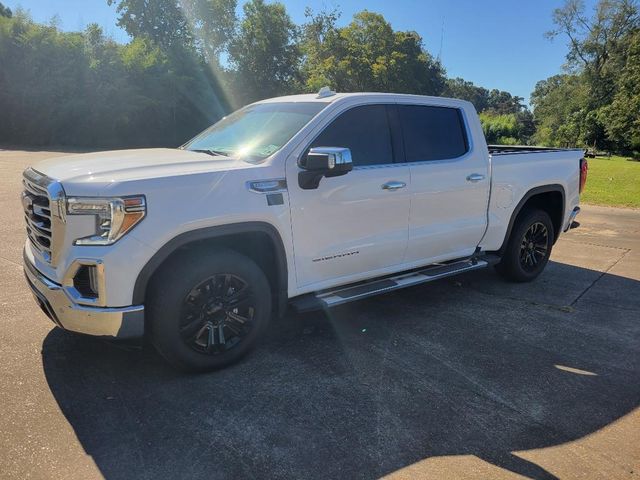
[22,90,588,371]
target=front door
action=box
[287,104,411,290]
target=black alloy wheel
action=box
[148,249,272,372]
[495,208,555,283]
[180,274,255,354]
[519,222,549,272]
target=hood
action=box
[32,148,250,184]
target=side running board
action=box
[291,259,488,312]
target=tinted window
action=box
[398,105,468,162]
[309,104,393,166]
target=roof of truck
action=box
[256,91,474,111]
[257,92,348,103]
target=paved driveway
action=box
[1,149,639,479]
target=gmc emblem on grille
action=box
[21,192,35,214]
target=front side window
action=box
[398,105,468,162]
[309,104,393,166]
[184,102,328,161]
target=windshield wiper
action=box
[190,148,230,157]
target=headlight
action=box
[66,196,146,246]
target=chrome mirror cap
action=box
[298,146,353,190]
[307,147,352,170]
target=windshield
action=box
[184,102,328,161]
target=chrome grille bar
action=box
[23,177,48,196]
[22,168,65,265]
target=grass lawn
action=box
[581,155,640,208]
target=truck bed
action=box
[479,145,584,252]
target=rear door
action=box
[398,103,490,263]
[287,103,410,289]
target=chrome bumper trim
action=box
[23,252,144,339]
[564,206,581,232]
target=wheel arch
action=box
[497,184,565,254]
[133,222,289,317]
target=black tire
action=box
[495,209,554,283]
[147,249,272,372]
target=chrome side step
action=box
[291,259,488,311]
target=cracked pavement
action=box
[1,149,639,479]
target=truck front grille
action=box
[23,176,53,260]
[22,168,65,265]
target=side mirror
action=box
[298,147,353,190]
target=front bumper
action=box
[23,253,144,339]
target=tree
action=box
[301,9,445,96]
[107,0,192,48]
[600,30,640,153]
[541,0,640,149]
[530,74,589,147]
[444,78,489,112]
[479,111,536,146]
[107,0,237,66]
[480,113,519,145]
[299,7,340,90]
[0,2,11,18]
[228,0,301,105]
[486,89,525,115]
[182,0,237,65]
[0,4,530,149]
[445,78,525,115]
[0,11,226,148]
[388,29,445,95]
[548,0,638,76]
[0,12,89,145]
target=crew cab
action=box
[22,89,587,371]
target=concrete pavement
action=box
[0,149,639,479]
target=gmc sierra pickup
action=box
[22,89,588,371]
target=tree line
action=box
[0,0,637,154]
[533,0,639,155]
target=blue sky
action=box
[7,0,594,104]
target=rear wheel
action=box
[496,209,554,282]
[148,249,271,372]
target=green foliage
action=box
[301,9,445,95]
[599,30,640,152]
[228,0,301,105]
[530,74,589,147]
[107,0,237,66]
[444,78,527,115]
[0,13,225,147]
[0,1,11,18]
[107,0,193,48]
[448,78,533,144]
[480,112,523,145]
[445,78,489,112]
[533,0,640,152]
[0,2,536,149]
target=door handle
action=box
[466,173,485,183]
[382,181,407,191]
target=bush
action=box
[0,13,227,148]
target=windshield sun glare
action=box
[184,102,328,161]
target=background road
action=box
[1,149,639,480]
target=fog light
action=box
[73,265,99,299]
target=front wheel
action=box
[495,209,554,282]
[148,249,272,372]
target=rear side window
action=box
[398,105,468,162]
[309,104,393,166]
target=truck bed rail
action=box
[488,145,585,156]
